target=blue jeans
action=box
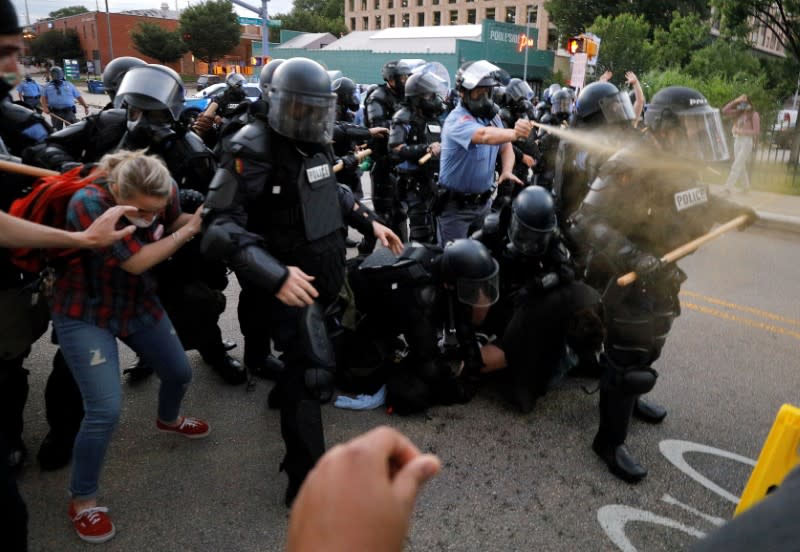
[52,313,193,500]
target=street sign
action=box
[266,19,282,28]
[570,53,587,89]
[63,59,80,80]
[238,16,262,25]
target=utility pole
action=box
[23,0,30,25]
[104,0,114,62]
[232,0,269,62]
[523,11,531,82]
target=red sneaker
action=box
[156,416,210,439]
[68,504,116,543]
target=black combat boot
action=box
[204,352,247,385]
[280,393,325,507]
[38,350,83,471]
[633,395,667,424]
[592,388,647,483]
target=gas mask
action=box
[463,88,496,120]
[124,107,176,149]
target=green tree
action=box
[30,29,84,63]
[684,40,763,81]
[48,5,89,19]
[544,0,618,37]
[131,23,189,64]
[292,0,344,20]
[179,0,240,69]
[711,0,800,63]
[625,1,710,31]
[650,12,712,69]
[269,0,347,42]
[586,13,654,86]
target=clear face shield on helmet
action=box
[674,110,730,162]
[455,261,500,307]
[598,91,636,124]
[406,70,449,116]
[268,88,336,143]
[114,66,185,121]
[507,211,555,257]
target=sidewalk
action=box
[707,183,800,233]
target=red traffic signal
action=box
[566,36,583,55]
[182,32,192,41]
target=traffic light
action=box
[566,36,584,55]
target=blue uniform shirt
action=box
[43,80,81,110]
[17,79,41,97]
[438,103,504,194]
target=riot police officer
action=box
[101,56,146,106]
[361,60,412,253]
[552,80,638,227]
[474,186,604,412]
[387,68,448,243]
[202,57,401,505]
[570,86,757,483]
[496,78,539,195]
[533,87,571,192]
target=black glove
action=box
[631,252,664,278]
[341,154,359,170]
[179,188,206,213]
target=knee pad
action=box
[619,366,658,395]
[304,367,335,403]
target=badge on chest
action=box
[306,163,332,183]
[674,186,708,211]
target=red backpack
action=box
[9,165,101,274]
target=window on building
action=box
[401,0,408,7]
[417,12,425,25]
[375,14,382,29]
[417,0,423,5]
[467,9,476,23]
[363,16,369,29]
[505,6,516,23]
[432,0,439,5]
[433,10,441,24]
[389,14,396,26]
[349,0,354,11]
[448,0,456,4]
[361,0,367,9]
[388,0,394,7]
[485,7,495,20]
[547,28,558,51]
[526,4,537,23]
[350,17,356,30]
[402,13,410,26]
[449,9,458,24]
[374,0,380,7]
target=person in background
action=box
[721,94,759,195]
[51,150,209,544]
[40,66,88,131]
[16,74,41,110]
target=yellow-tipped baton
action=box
[616,214,751,286]
[332,148,372,173]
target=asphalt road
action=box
[14,214,799,552]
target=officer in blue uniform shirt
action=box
[41,66,88,130]
[16,74,41,109]
[436,60,533,245]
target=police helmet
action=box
[332,77,360,112]
[50,66,64,81]
[102,56,146,100]
[404,71,447,117]
[226,72,247,88]
[381,60,412,84]
[259,58,286,101]
[542,83,561,104]
[439,239,499,307]
[506,78,534,103]
[575,81,635,127]
[455,60,501,91]
[550,88,572,118]
[644,86,729,161]
[268,57,336,143]
[508,186,557,257]
[113,64,185,121]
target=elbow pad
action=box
[229,244,288,293]
[348,200,380,236]
[398,144,428,161]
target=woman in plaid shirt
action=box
[50,150,209,544]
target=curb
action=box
[754,211,800,233]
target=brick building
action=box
[32,5,263,77]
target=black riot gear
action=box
[225,72,246,89]
[268,57,336,144]
[508,186,557,257]
[404,71,447,118]
[550,88,572,122]
[259,58,286,102]
[114,64,185,121]
[381,60,412,87]
[575,81,636,128]
[644,86,729,162]
[332,76,360,113]
[101,56,146,101]
[439,239,499,307]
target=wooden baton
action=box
[333,148,372,173]
[0,159,59,178]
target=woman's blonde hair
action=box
[98,149,172,199]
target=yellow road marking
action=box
[681,302,800,342]
[680,290,800,328]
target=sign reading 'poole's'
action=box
[489,29,521,45]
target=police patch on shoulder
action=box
[459,114,474,123]
[234,158,245,175]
